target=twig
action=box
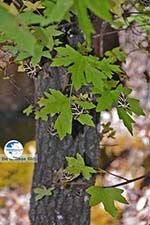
[100,144,119,146]
[51,174,147,190]
[69,83,73,101]
[93,28,126,39]
[128,11,150,15]
[12,0,21,8]
[58,21,77,29]
[8,78,33,105]
[65,174,147,189]
[93,23,149,39]
[98,169,129,181]
[104,174,146,188]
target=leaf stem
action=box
[69,83,73,101]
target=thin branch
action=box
[104,174,146,188]
[12,0,21,8]
[58,21,77,29]
[8,78,33,105]
[93,28,126,38]
[69,83,73,100]
[100,144,119,146]
[52,174,147,190]
[99,169,129,181]
[93,23,149,39]
[67,174,147,189]
[70,181,89,187]
[128,11,150,15]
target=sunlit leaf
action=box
[0,6,36,54]
[75,100,96,110]
[66,153,96,180]
[87,186,128,217]
[23,1,44,12]
[36,89,72,139]
[77,114,95,127]
[0,2,18,15]
[110,0,125,16]
[117,108,135,135]
[23,105,34,116]
[54,108,72,140]
[18,11,46,25]
[52,46,120,90]
[128,98,145,116]
[74,0,112,45]
[34,186,54,201]
[96,92,113,112]
[42,0,73,26]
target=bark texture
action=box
[29,67,100,225]
[29,17,119,225]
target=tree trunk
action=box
[29,16,119,224]
[29,66,100,225]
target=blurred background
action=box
[0,20,150,225]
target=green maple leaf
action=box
[18,11,46,25]
[75,100,96,110]
[97,58,122,78]
[105,47,126,62]
[96,85,138,135]
[86,186,128,217]
[110,0,125,17]
[33,25,62,51]
[30,43,51,65]
[66,153,96,180]
[36,89,72,139]
[85,63,105,90]
[52,45,120,90]
[74,0,112,45]
[96,85,132,112]
[42,0,73,25]
[42,0,112,45]
[77,114,95,127]
[23,1,44,12]
[23,105,34,116]
[37,89,70,117]
[128,98,145,116]
[34,186,54,201]
[96,92,113,112]
[0,6,36,54]
[52,45,86,89]
[74,0,94,46]
[117,108,135,135]
[54,108,72,140]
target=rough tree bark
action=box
[29,65,100,225]
[29,19,119,225]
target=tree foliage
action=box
[0,0,148,218]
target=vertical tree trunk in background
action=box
[29,19,119,225]
[92,16,119,57]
